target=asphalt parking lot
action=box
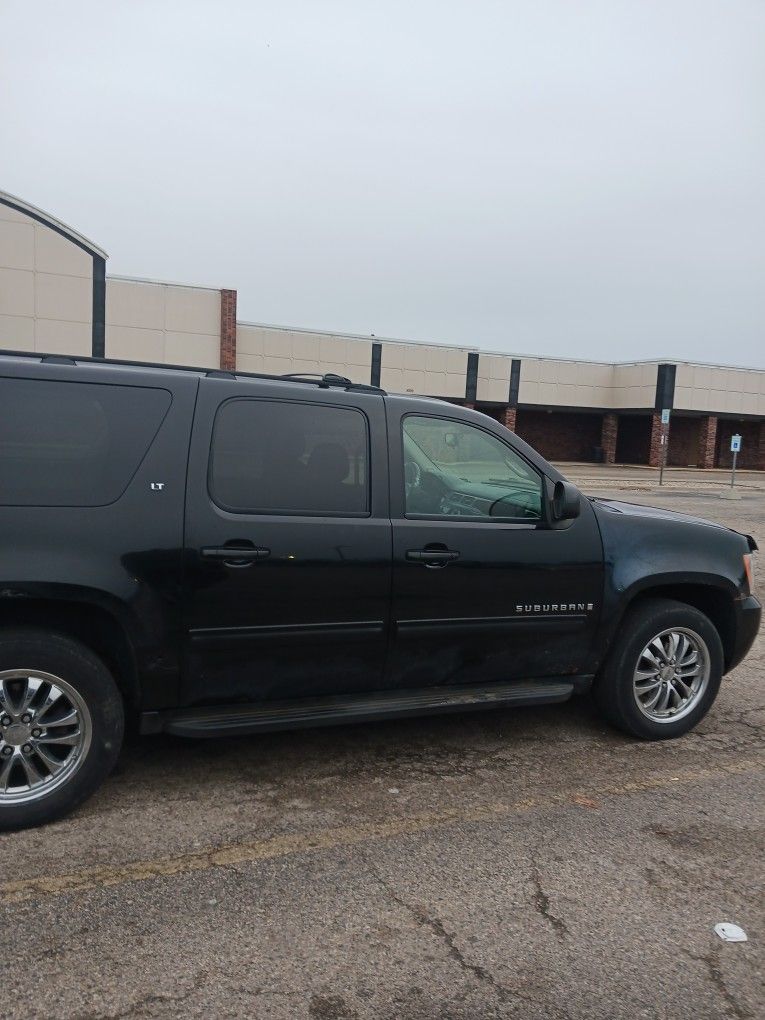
[1,468,763,1019]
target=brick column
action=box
[757,421,765,471]
[500,406,517,432]
[220,289,237,371]
[601,413,618,464]
[648,412,667,468]
[697,415,717,469]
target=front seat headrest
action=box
[306,442,349,484]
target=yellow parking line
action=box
[2,756,762,904]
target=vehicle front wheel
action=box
[0,629,124,831]
[593,598,724,740]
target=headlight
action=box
[743,553,755,595]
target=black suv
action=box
[0,353,760,830]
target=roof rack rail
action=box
[40,354,77,365]
[282,371,347,385]
[281,372,386,395]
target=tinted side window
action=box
[210,399,369,516]
[402,415,543,520]
[0,378,171,507]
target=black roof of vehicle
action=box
[0,349,387,396]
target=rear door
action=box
[182,378,391,707]
[386,399,604,689]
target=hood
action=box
[591,497,759,551]
[590,497,758,551]
[590,497,752,540]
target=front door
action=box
[182,378,391,707]
[386,402,603,689]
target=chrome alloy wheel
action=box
[633,628,711,724]
[0,670,92,804]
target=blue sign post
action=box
[730,434,742,490]
[659,409,670,486]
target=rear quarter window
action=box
[0,377,172,507]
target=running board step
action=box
[148,679,576,738]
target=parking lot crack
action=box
[366,864,507,994]
[530,865,569,939]
[363,861,573,1018]
[729,708,765,741]
[681,948,752,1020]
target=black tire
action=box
[0,629,124,831]
[593,598,724,740]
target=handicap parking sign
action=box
[731,434,742,453]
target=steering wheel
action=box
[488,494,538,519]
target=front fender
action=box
[591,502,749,670]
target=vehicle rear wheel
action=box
[593,598,724,740]
[0,629,124,830]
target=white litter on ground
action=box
[714,923,748,942]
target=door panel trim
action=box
[396,614,590,636]
[189,619,385,648]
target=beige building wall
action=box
[237,324,373,379]
[106,277,221,368]
[610,362,658,409]
[674,362,765,416]
[237,326,470,398]
[476,353,512,402]
[518,358,657,409]
[0,202,94,356]
[519,357,615,408]
[380,340,469,398]
[234,329,670,412]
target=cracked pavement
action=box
[0,478,763,1018]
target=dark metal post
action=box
[91,255,106,358]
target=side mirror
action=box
[552,480,581,521]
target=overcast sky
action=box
[1,1,763,365]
